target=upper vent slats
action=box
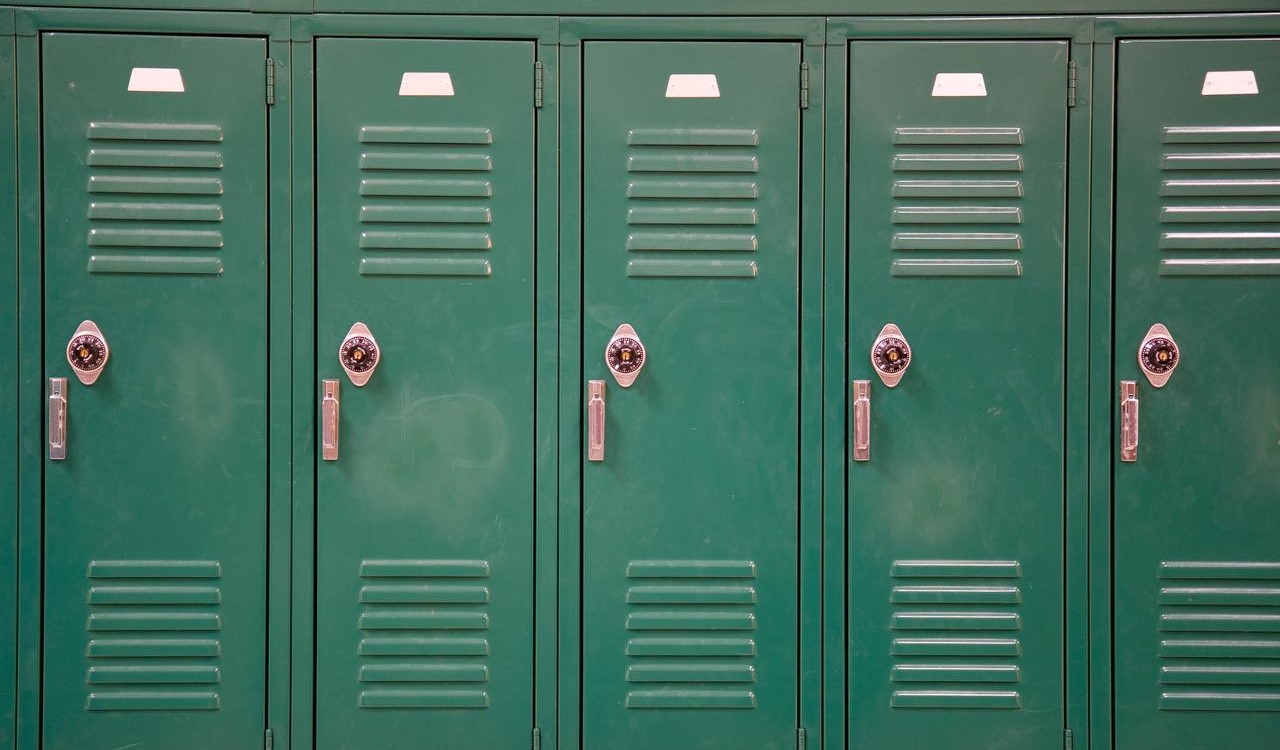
[1159,124,1280,276]
[84,121,226,275]
[624,128,762,278]
[357,123,496,276]
[889,126,1026,277]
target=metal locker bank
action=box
[0,5,1277,750]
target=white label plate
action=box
[128,68,185,93]
[665,74,720,98]
[1202,70,1258,96]
[399,72,455,97]
[932,72,987,97]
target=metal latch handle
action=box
[322,379,340,461]
[587,380,606,462]
[48,378,68,461]
[1120,380,1139,463]
[853,380,871,462]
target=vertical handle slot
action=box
[853,380,871,462]
[48,378,68,461]
[1120,380,1139,463]
[588,380,606,462]
[322,379,341,462]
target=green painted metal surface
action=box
[40,32,269,750]
[580,40,802,750]
[314,37,537,750]
[311,1,1280,15]
[0,10,1275,750]
[1113,37,1280,746]
[0,28,15,750]
[846,40,1068,749]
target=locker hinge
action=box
[1067,60,1078,108]
[1064,728,1074,750]
[532,727,542,750]
[265,728,273,750]
[534,62,545,109]
[797,727,807,750]
[266,58,276,106]
[799,62,810,109]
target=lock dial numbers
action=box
[606,337,644,374]
[604,323,646,388]
[872,338,910,374]
[339,322,381,387]
[1137,323,1179,388]
[340,337,378,374]
[65,320,110,385]
[68,335,107,374]
[1140,338,1177,374]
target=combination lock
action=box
[339,322,380,387]
[605,323,646,388]
[870,323,911,388]
[1138,323,1179,388]
[66,320,109,386]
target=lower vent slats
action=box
[1157,560,1280,712]
[84,559,224,712]
[357,559,492,711]
[890,559,1024,711]
[624,559,759,710]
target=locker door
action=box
[314,38,536,750]
[41,33,268,750]
[1113,39,1280,746]
[1,30,14,750]
[847,41,1069,749]
[581,42,802,750]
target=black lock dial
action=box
[606,337,644,375]
[67,334,107,373]
[872,337,910,375]
[1140,337,1178,374]
[340,336,378,374]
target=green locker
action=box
[1,25,15,750]
[846,41,1069,749]
[313,37,537,749]
[1113,38,1280,745]
[40,32,269,750]
[580,41,802,750]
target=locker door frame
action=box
[12,9,292,750]
[823,16,1094,750]
[557,17,824,750]
[1090,13,1280,750]
[1,14,16,750]
[289,15,559,750]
